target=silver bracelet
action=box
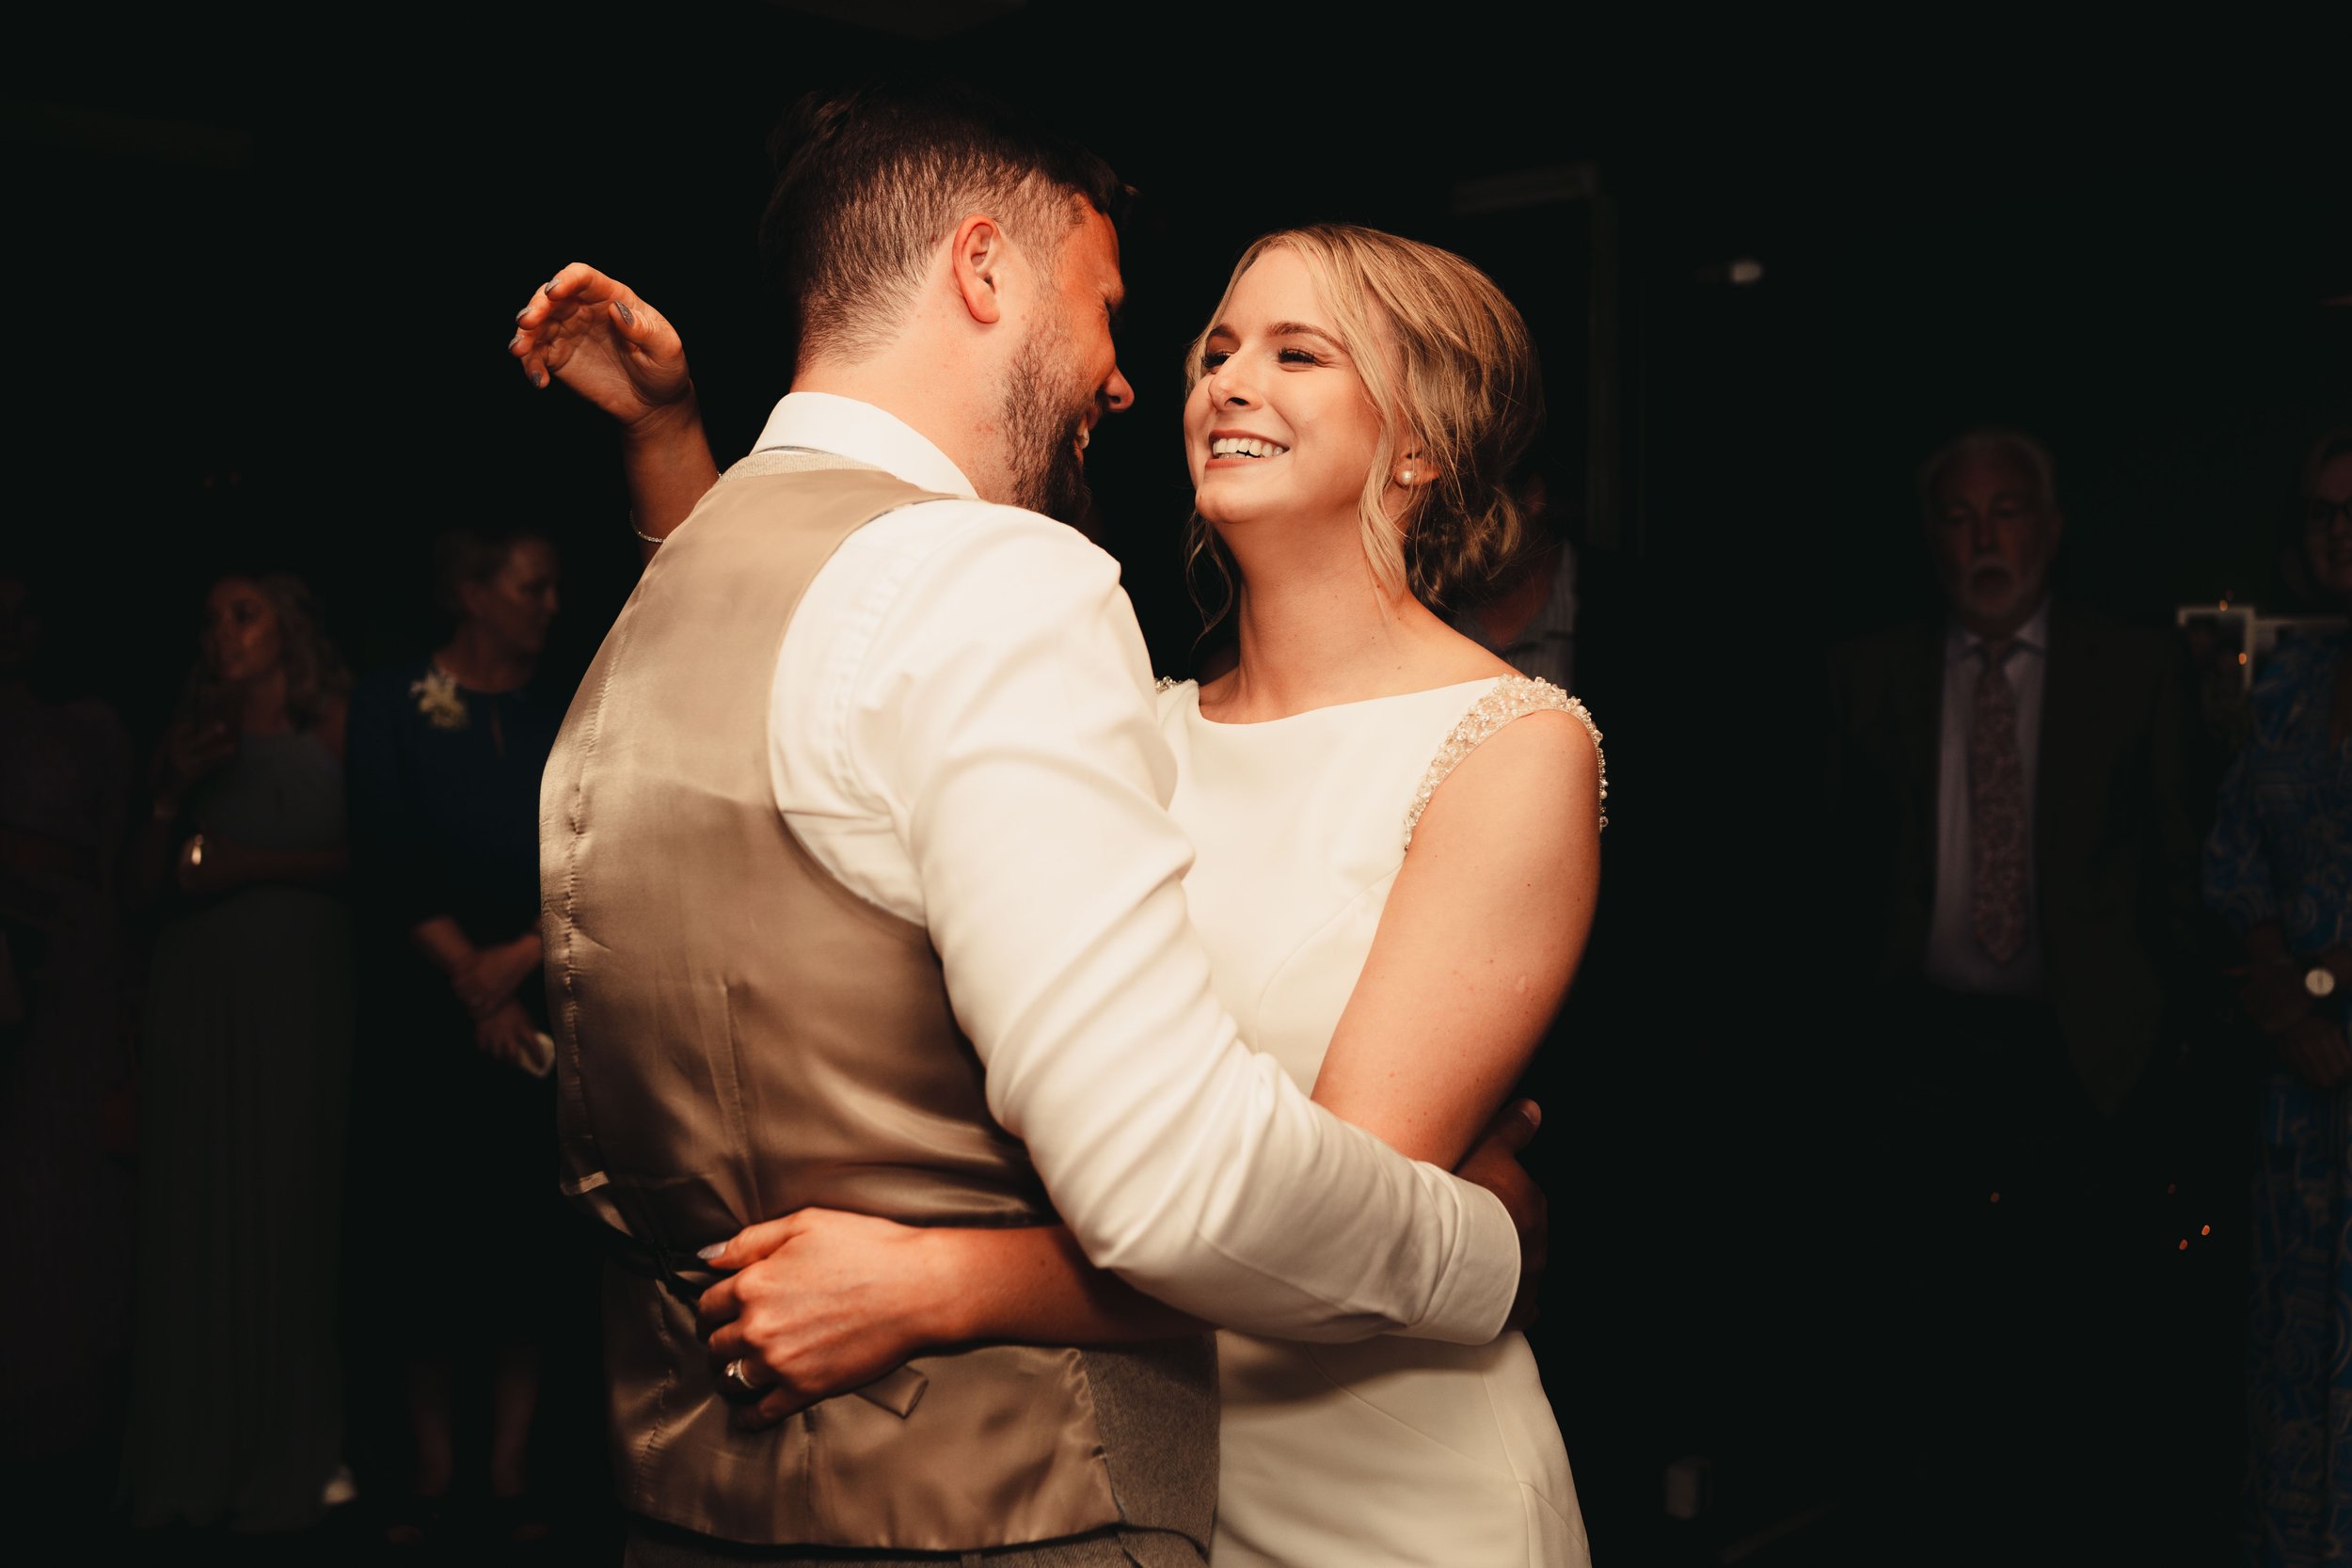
[628,512,663,546]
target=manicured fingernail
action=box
[695,1243,724,1261]
[615,301,634,326]
[1520,1101,1542,1129]
[507,332,521,351]
[544,279,558,297]
[515,306,529,323]
[533,371,548,388]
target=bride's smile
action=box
[1184,245,1389,538]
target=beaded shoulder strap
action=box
[1404,676,1607,847]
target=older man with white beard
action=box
[1819,426,2201,1562]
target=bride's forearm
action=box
[697,1211,1207,1414]
[923,1224,1206,1347]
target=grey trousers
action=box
[621,1520,1204,1568]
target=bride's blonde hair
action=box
[1182,224,1544,631]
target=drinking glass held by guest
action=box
[345,526,570,1548]
[119,572,355,1536]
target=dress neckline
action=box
[1183,675,1502,731]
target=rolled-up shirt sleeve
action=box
[839,507,1517,1344]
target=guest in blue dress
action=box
[2203,425,2352,1568]
[346,524,577,1549]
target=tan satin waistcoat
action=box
[539,452,1216,1553]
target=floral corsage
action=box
[410,666,469,731]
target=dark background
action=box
[9,4,2345,1561]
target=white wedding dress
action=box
[1156,673,1597,1568]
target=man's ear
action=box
[951,215,1006,325]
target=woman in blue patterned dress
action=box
[2203,425,2352,1568]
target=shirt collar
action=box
[1945,595,2051,666]
[750,392,978,499]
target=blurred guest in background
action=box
[118,572,356,1537]
[2203,425,2352,1568]
[345,525,571,1550]
[1449,465,1578,691]
[0,566,138,1508]
[1821,428,2199,1559]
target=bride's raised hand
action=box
[509,261,694,434]
[694,1208,958,1430]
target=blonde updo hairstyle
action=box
[1183,223,1544,626]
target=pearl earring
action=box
[1399,468,1415,485]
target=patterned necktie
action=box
[1970,639,2027,964]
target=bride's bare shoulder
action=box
[1406,674,1606,847]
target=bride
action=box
[515,222,1602,1566]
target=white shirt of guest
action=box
[1924,596,2049,996]
[739,391,1516,1345]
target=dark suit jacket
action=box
[1822,602,2199,1114]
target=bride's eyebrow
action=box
[1200,322,1349,358]
[1266,323,1346,355]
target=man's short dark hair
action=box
[758,77,1127,370]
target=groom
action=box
[535,80,1537,1567]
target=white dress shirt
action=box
[739,392,1516,1344]
[1924,596,2049,995]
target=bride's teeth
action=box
[1211,436,1287,459]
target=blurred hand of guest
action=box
[473,998,544,1074]
[511,262,695,436]
[2277,1014,2352,1090]
[174,829,246,896]
[151,721,234,815]
[452,931,543,1021]
[2237,957,2315,1037]
[2233,923,2339,1036]
[174,832,348,897]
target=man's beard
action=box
[998,326,1093,525]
